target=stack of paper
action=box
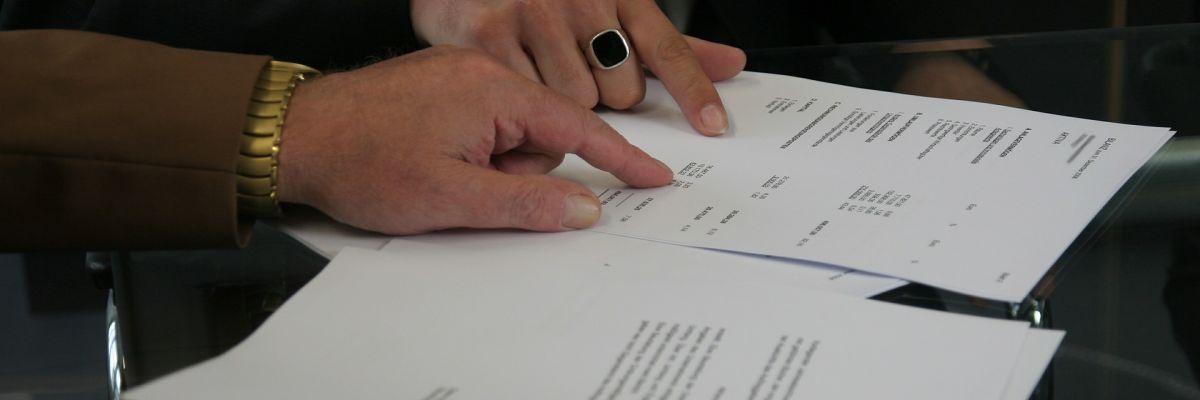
[133,72,1174,398]
[566,72,1174,302]
[128,247,1062,400]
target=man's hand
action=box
[893,53,1026,109]
[275,46,674,235]
[411,0,746,136]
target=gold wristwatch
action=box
[237,60,320,217]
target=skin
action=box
[411,0,747,136]
[894,53,1026,109]
[276,46,675,235]
[892,40,1026,109]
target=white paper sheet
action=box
[563,71,1174,301]
[271,207,391,258]
[1002,329,1065,400]
[382,229,906,298]
[127,248,1039,400]
[272,210,905,298]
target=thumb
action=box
[453,163,603,231]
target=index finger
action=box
[503,84,674,188]
[618,0,728,136]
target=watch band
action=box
[237,60,320,217]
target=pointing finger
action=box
[500,83,674,188]
[619,0,728,136]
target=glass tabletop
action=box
[3,23,1199,400]
[742,23,1200,399]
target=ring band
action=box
[587,28,631,70]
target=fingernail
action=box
[700,104,728,135]
[561,194,601,229]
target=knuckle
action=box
[577,112,608,139]
[572,84,600,108]
[655,35,695,66]
[573,0,609,22]
[676,73,706,97]
[601,83,645,110]
[505,181,557,229]
[454,49,509,77]
[516,0,555,22]
[479,41,511,60]
[465,14,508,44]
[549,68,599,108]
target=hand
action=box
[275,46,674,235]
[411,0,747,136]
[893,51,1026,109]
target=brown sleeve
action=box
[0,29,270,252]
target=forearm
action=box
[0,29,269,251]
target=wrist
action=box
[274,77,319,208]
[274,68,349,210]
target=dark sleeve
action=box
[0,0,418,70]
[0,29,269,252]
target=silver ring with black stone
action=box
[586,28,631,70]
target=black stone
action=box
[591,30,629,68]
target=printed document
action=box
[558,72,1174,301]
[127,248,1041,400]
